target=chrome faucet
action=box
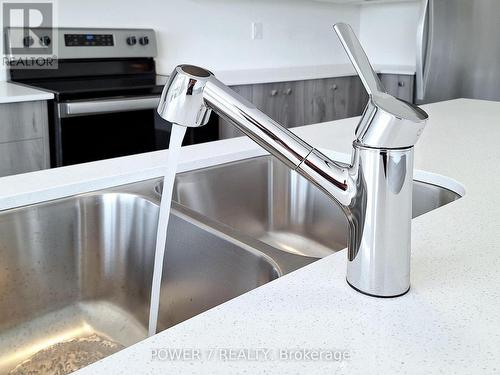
[157,23,428,297]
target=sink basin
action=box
[0,155,462,373]
[173,155,462,258]
[0,182,278,374]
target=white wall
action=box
[1,1,422,81]
[359,1,421,67]
[56,0,361,75]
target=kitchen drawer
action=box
[0,138,49,177]
[0,101,49,143]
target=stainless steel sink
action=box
[0,155,462,374]
[172,155,462,258]
[0,181,279,374]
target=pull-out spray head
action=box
[157,64,214,127]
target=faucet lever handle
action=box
[333,22,428,149]
[333,23,386,96]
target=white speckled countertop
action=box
[0,99,498,374]
[0,81,53,103]
[214,63,416,86]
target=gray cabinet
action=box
[219,81,305,139]
[303,76,367,125]
[0,101,50,177]
[379,74,414,103]
[251,81,305,128]
[218,74,414,139]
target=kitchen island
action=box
[0,99,498,374]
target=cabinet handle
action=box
[270,89,278,97]
[284,88,293,95]
[398,81,405,87]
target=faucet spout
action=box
[158,64,355,208]
[204,77,356,207]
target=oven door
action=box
[56,96,160,166]
[54,95,219,167]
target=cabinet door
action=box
[303,76,367,125]
[0,101,48,142]
[344,76,368,117]
[380,74,415,103]
[0,139,47,176]
[218,84,253,139]
[303,78,334,124]
[285,81,305,128]
[252,81,305,128]
[0,101,49,177]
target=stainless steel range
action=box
[6,27,217,167]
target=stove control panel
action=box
[65,33,114,47]
[5,27,157,59]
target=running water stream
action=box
[148,124,187,336]
[6,125,187,374]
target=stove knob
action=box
[139,36,149,46]
[39,35,51,46]
[23,36,34,47]
[126,36,137,46]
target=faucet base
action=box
[346,279,410,298]
[346,145,414,298]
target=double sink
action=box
[0,155,461,373]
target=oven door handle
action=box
[58,96,161,118]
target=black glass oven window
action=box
[60,109,155,166]
[57,108,219,167]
